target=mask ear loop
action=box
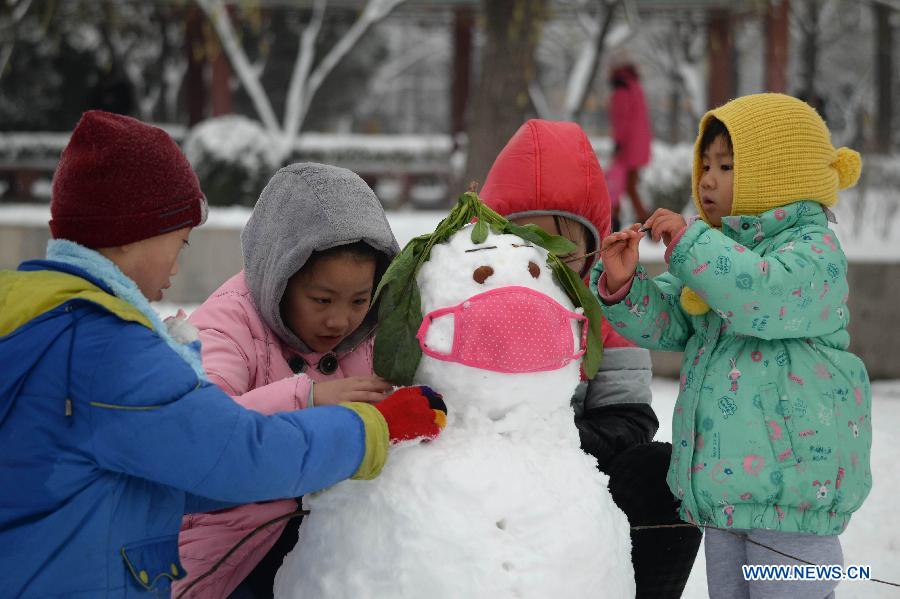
[416,306,459,361]
[575,314,589,358]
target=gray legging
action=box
[705,527,843,599]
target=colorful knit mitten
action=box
[376,385,447,443]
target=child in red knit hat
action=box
[0,111,445,597]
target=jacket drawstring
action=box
[64,306,78,421]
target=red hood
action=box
[480,119,611,273]
[481,119,634,351]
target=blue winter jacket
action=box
[0,256,381,597]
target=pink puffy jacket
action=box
[174,272,375,598]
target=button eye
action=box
[741,223,750,230]
[473,266,494,284]
[528,261,540,279]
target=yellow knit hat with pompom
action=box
[683,93,861,315]
[691,93,861,220]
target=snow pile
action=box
[182,115,281,206]
[642,141,695,213]
[0,133,70,162]
[274,227,634,598]
[589,137,698,214]
[0,124,187,162]
[183,115,280,180]
[292,132,453,157]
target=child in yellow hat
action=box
[595,93,871,599]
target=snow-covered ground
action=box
[653,378,900,599]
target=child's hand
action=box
[375,385,447,443]
[163,309,199,345]
[314,376,393,406]
[600,224,644,293]
[642,208,687,246]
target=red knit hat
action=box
[50,110,208,248]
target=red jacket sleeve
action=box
[600,312,635,349]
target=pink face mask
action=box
[416,286,588,373]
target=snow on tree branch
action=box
[196,0,407,158]
[528,80,553,120]
[532,0,637,122]
[283,0,326,142]
[197,0,281,134]
[301,0,407,124]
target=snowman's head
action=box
[413,226,584,419]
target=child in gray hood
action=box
[176,163,403,597]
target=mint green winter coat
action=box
[595,201,872,535]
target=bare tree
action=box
[643,10,705,144]
[873,1,894,153]
[791,0,841,104]
[0,0,33,82]
[197,0,406,157]
[786,0,869,147]
[561,0,623,121]
[464,0,547,187]
[355,28,448,132]
[530,0,638,122]
[93,1,187,122]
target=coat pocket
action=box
[758,383,800,469]
[121,534,186,596]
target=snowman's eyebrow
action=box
[511,243,535,248]
[465,246,498,253]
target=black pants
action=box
[604,441,702,599]
[229,514,301,599]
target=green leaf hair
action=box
[372,191,604,385]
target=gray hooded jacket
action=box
[242,163,399,353]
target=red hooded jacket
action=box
[481,119,634,349]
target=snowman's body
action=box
[274,228,635,598]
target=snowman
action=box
[274,194,635,598]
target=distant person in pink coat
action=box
[606,63,653,230]
[175,163,401,598]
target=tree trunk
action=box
[800,0,818,99]
[668,70,681,144]
[185,6,207,126]
[563,1,618,122]
[706,8,734,110]
[875,2,894,153]
[463,0,546,191]
[764,0,789,93]
[198,0,280,134]
[451,6,474,143]
[211,34,233,116]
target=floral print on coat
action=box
[595,201,872,535]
